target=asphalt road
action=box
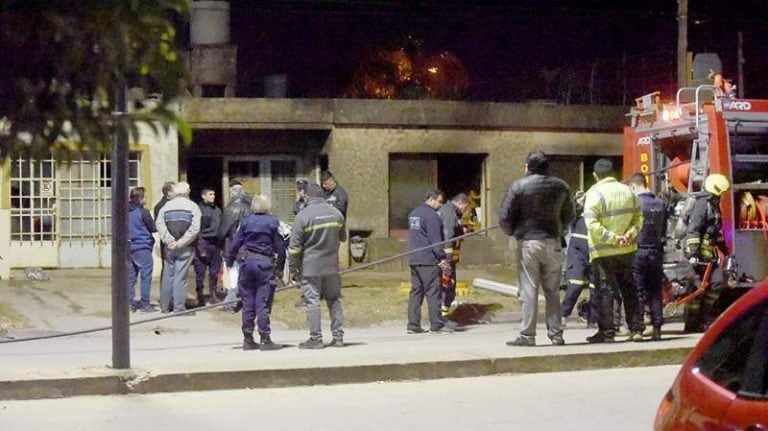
[0,365,678,431]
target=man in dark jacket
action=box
[407,190,456,334]
[193,188,222,307]
[627,173,667,340]
[153,181,175,282]
[294,178,309,215]
[321,170,348,218]
[287,183,346,349]
[217,180,253,311]
[437,193,470,316]
[498,150,574,346]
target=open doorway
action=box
[388,153,486,236]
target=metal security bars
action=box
[9,157,57,242]
[58,154,141,244]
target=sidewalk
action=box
[0,320,699,400]
[0,269,700,400]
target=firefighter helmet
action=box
[704,173,730,196]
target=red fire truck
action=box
[623,85,768,326]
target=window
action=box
[696,299,768,394]
[10,157,56,241]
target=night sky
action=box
[227,0,768,104]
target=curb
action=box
[0,347,691,400]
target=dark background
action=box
[218,0,768,104]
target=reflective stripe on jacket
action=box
[583,177,643,260]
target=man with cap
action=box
[287,183,346,349]
[294,178,309,215]
[583,158,645,343]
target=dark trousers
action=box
[561,261,598,325]
[408,265,445,331]
[633,247,664,328]
[442,262,457,308]
[239,257,276,335]
[193,237,222,299]
[593,252,645,337]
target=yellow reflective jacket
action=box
[583,177,643,260]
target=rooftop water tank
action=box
[190,1,230,46]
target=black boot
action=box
[243,333,259,351]
[259,333,282,351]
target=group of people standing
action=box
[125,153,727,350]
[497,151,727,346]
[125,171,350,351]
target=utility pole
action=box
[737,31,745,98]
[112,84,130,370]
[677,0,688,88]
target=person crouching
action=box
[226,194,286,351]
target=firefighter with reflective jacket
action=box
[683,173,730,332]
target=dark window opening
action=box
[388,153,485,236]
[201,84,226,98]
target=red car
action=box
[655,280,768,430]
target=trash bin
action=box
[350,235,367,263]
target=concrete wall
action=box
[182,97,628,266]
[328,128,621,265]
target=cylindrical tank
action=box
[190,1,230,46]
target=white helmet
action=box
[704,173,730,196]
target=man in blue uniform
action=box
[627,173,667,341]
[227,194,286,351]
[407,190,456,334]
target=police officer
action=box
[627,173,667,341]
[227,194,286,351]
[583,159,644,343]
[560,191,598,328]
[683,173,730,332]
[407,190,456,334]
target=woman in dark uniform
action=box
[227,194,286,351]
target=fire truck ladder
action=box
[676,85,718,191]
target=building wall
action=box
[327,127,621,265]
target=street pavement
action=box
[0,366,680,431]
[0,269,702,400]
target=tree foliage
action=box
[0,0,190,159]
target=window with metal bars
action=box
[10,154,142,243]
